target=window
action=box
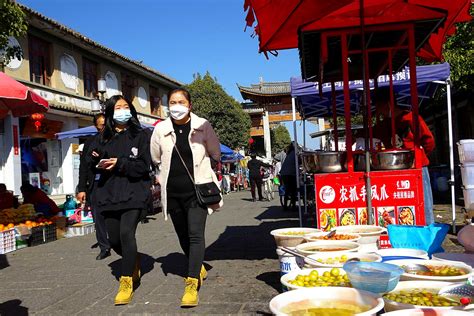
[149,85,160,115]
[121,73,136,101]
[83,58,98,98]
[28,35,51,86]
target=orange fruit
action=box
[0,224,4,231]
[7,223,14,229]
[25,220,32,225]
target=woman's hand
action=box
[103,158,118,170]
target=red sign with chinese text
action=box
[315,169,425,231]
[13,125,19,155]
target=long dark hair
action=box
[100,95,142,144]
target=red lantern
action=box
[31,113,45,131]
[248,138,254,145]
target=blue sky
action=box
[19,0,300,102]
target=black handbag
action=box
[173,144,222,207]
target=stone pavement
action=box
[0,191,299,315]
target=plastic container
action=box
[462,186,474,210]
[305,252,382,268]
[384,259,473,282]
[269,287,385,316]
[28,223,57,246]
[270,227,320,248]
[280,267,350,291]
[335,225,386,244]
[458,139,474,164]
[343,261,404,293]
[461,163,474,187]
[382,281,474,312]
[0,228,16,254]
[296,240,359,256]
[375,248,429,261]
[276,248,304,291]
[66,223,95,237]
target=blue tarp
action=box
[290,63,450,119]
[220,144,234,155]
[56,123,154,140]
[222,152,244,163]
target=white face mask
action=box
[169,104,189,120]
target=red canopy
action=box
[245,0,472,62]
[0,72,49,118]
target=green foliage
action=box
[186,72,251,149]
[0,1,28,63]
[270,124,291,155]
[442,5,474,91]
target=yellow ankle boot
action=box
[181,277,199,307]
[114,276,134,305]
[132,255,141,284]
[199,265,207,287]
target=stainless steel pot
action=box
[300,151,346,173]
[353,151,367,171]
[371,149,414,170]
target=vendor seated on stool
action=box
[0,183,19,210]
[20,183,60,216]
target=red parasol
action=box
[245,0,472,62]
[0,72,49,119]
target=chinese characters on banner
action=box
[315,170,425,231]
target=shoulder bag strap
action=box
[173,144,196,185]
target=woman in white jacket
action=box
[150,88,222,308]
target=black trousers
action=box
[90,202,110,252]
[281,175,297,209]
[102,209,141,276]
[250,176,263,200]
[168,198,208,279]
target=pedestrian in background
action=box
[150,88,222,308]
[76,113,111,260]
[247,153,270,202]
[280,142,298,211]
[87,95,152,305]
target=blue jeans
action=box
[422,167,434,225]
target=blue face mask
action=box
[113,109,132,124]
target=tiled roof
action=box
[20,4,182,87]
[238,81,290,98]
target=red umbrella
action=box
[245,0,472,62]
[0,72,49,118]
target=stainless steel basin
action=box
[300,151,346,173]
[371,149,414,170]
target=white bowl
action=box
[305,252,382,268]
[375,248,429,260]
[382,281,474,312]
[382,309,474,316]
[281,267,349,290]
[269,287,384,315]
[335,225,386,244]
[270,227,321,248]
[383,259,473,282]
[304,231,361,243]
[296,240,360,256]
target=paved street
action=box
[0,190,466,315]
[0,191,299,315]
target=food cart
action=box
[292,63,452,231]
[244,0,471,230]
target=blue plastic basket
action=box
[343,262,404,294]
[387,223,450,257]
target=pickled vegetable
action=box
[287,269,351,288]
[402,265,467,277]
[383,289,461,307]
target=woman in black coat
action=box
[87,95,151,305]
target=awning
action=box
[55,123,154,140]
[291,63,450,118]
[0,72,49,118]
[245,0,472,62]
[220,144,234,155]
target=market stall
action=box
[291,63,453,231]
[245,0,473,314]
